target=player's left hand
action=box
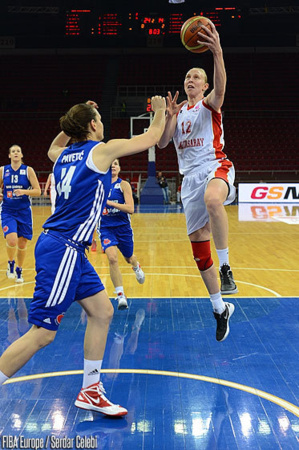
[13,189,25,197]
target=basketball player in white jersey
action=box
[43,172,56,214]
[0,96,166,416]
[158,21,237,342]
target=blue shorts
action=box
[1,207,33,240]
[28,231,105,331]
[98,224,134,258]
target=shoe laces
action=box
[220,264,232,282]
[99,381,106,394]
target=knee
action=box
[39,332,56,348]
[32,327,56,349]
[108,254,118,266]
[18,240,27,251]
[204,195,222,215]
[125,255,133,265]
[191,241,213,271]
[94,301,114,324]
[6,236,17,248]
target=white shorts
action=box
[181,159,236,235]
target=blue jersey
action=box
[43,141,111,246]
[1,164,31,210]
[100,177,131,228]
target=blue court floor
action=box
[0,296,298,449]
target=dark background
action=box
[0,0,298,185]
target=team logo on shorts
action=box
[7,191,13,198]
[3,226,9,233]
[55,313,65,325]
[102,207,108,215]
[103,238,111,245]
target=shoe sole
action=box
[218,303,235,342]
[7,274,15,279]
[118,303,128,311]
[15,279,24,283]
[221,287,238,295]
[75,400,127,416]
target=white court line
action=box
[0,276,281,297]
[0,281,34,292]
[1,267,299,272]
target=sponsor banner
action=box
[238,203,299,223]
[238,183,299,203]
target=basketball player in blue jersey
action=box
[98,158,145,310]
[158,22,236,342]
[0,97,166,416]
[0,145,41,283]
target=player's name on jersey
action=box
[178,137,204,149]
[5,184,23,189]
[61,151,84,163]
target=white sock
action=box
[115,286,124,296]
[210,292,225,314]
[216,248,229,268]
[0,370,9,385]
[82,359,102,388]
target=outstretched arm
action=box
[93,96,166,171]
[199,22,226,111]
[158,91,187,149]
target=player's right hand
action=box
[86,100,98,109]
[151,96,166,112]
[166,91,187,117]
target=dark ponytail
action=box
[60,103,97,141]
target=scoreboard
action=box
[65,8,241,38]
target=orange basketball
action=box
[180,16,213,53]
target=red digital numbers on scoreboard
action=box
[98,13,122,36]
[141,16,165,35]
[65,10,91,36]
[65,8,241,38]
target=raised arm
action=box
[93,96,166,172]
[48,132,71,163]
[200,22,226,112]
[158,91,187,149]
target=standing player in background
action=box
[43,172,56,214]
[0,145,41,283]
[0,97,166,416]
[98,158,145,311]
[158,21,237,342]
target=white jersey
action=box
[173,99,227,176]
[50,173,56,214]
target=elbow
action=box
[157,141,166,149]
[128,207,134,214]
